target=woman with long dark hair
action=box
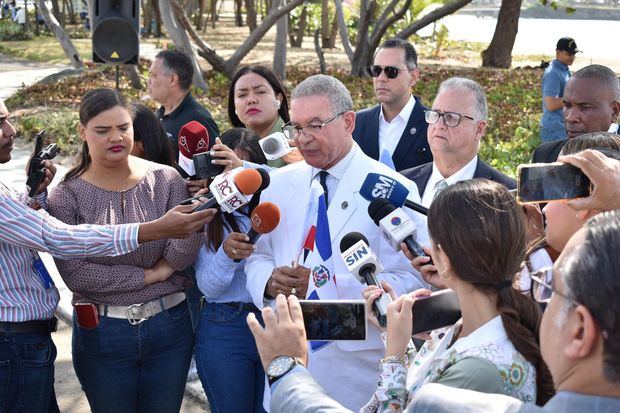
[364,179,554,411]
[48,88,201,413]
[131,102,176,167]
[194,127,270,412]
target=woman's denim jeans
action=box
[196,302,266,413]
[72,300,194,413]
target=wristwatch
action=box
[266,355,299,386]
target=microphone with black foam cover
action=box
[233,201,280,262]
[191,168,262,213]
[178,121,209,178]
[339,232,391,327]
[368,198,431,263]
[359,173,429,216]
[259,131,292,161]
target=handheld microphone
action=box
[191,168,262,213]
[359,173,428,216]
[339,232,390,327]
[368,198,431,262]
[178,121,209,178]
[233,201,280,262]
[180,167,271,205]
[259,131,292,160]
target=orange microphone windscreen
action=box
[250,202,281,234]
[233,169,262,195]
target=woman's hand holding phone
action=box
[402,243,446,290]
[385,289,432,359]
[210,137,243,171]
[363,280,396,331]
[223,232,256,261]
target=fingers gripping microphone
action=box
[191,168,262,213]
[178,121,209,178]
[259,132,292,161]
[233,201,280,262]
[359,173,428,216]
[339,232,391,327]
[368,198,430,261]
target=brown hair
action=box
[65,88,135,181]
[428,179,554,405]
[559,132,620,157]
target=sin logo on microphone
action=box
[342,242,370,267]
[371,175,398,199]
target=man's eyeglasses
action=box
[367,65,406,79]
[424,110,475,128]
[282,112,344,139]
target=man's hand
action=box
[265,265,310,299]
[559,150,620,212]
[186,178,210,197]
[34,159,57,195]
[247,294,308,371]
[137,203,217,243]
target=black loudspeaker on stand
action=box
[92,0,140,65]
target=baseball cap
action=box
[556,37,581,54]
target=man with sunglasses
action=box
[352,38,432,171]
[402,77,515,208]
[244,74,428,410]
[540,37,579,144]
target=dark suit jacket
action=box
[401,157,517,198]
[352,98,432,172]
[532,140,567,163]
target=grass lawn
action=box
[0,37,92,64]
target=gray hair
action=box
[437,77,488,120]
[561,209,620,383]
[573,64,620,102]
[291,75,353,115]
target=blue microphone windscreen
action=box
[359,173,409,207]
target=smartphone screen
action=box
[299,300,367,341]
[411,290,461,335]
[517,162,590,203]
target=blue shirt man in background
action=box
[540,37,580,143]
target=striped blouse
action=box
[0,182,139,322]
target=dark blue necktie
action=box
[319,170,329,208]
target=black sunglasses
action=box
[367,65,403,79]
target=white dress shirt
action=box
[378,95,416,156]
[420,155,479,208]
[608,123,619,133]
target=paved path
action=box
[0,143,208,412]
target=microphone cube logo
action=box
[342,243,370,268]
[215,178,234,197]
[251,214,262,227]
[370,175,398,199]
[390,216,402,226]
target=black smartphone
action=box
[193,152,225,180]
[517,162,591,203]
[411,290,461,335]
[299,300,367,341]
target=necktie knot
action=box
[433,179,448,201]
[318,171,329,207]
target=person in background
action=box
[48,88,202,413]
[353,38,432,171]
[539,37,579,143]
[195,127,268,413]
[148,50,219,152]
[228,65,303,167]
[0,96,215,413]
[131,102,176,167]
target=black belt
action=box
[222,302,260,312]
[0,317,58,335]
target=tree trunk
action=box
[234,0,243,26]
[66,0,76,25]
[334,0,353,61]
[51,0,61,26]
[23,0,29,32]
[481,0,522,68]
[321,0,330,48]
[141,0,151,36]
[314,29,326,74]
[289,5,306,48]
[272,0,287,80]
[245,0,257,32]
[38,0,83,69]
[195,0,206,30]
[209,0,217,28]
[153,0,163,37]
[125,65,143,89]
[34,1,40,36]
[327,10,338,48]
[160,0,208,91]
